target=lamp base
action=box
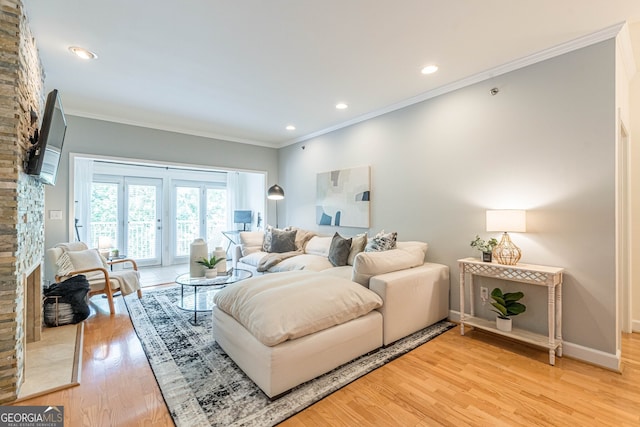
[492,232,521,265]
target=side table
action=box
[458,257,564,365]
[175,269,252,324]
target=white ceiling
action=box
[22,1,640,148]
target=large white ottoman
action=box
[212,270,384,398]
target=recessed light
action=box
[335,103,348,110]
[286,125,296,131]
[68,46,98,60]
[421,64,438,75]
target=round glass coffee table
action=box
[175,269,252,324]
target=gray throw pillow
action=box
[269,228,297,253]
[328,232,352,267]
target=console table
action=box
[458,257,564,365]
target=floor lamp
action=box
[267,184,284,228]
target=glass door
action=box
[124,178,162,266]
[173,182,227,261]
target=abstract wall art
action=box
[316,166,370,227]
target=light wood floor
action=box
[12,293,640,426]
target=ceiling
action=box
[22,1,640,148]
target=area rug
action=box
[124,285,454,427]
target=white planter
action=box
[205,268,218,278]
[496,317,512,332]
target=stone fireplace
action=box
[0,0,46,403]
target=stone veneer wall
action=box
[0,0,45,403]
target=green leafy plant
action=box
[470,235,499,253]
[490,288,526,319]
[196,255,224,269]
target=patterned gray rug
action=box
[124,285,454,427]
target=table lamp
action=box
[98,236,113,258]
[486,210,526,265]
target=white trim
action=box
[448,310,621,371]
[562,342,621,372]
[64,110,277,148]
[633,319,640,333]
[616,23,637,82]
[64,23,625,150]
[281,22,625,147]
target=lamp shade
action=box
[98,236,113,250]
[486,210,526,232]
[267,184,285,200]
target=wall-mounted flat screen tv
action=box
[27,89,67,185]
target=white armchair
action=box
[45,242,142,315]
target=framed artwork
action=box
[316,166,370,227]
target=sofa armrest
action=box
[369,262,449,345]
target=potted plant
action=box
[197,255,225,278]
[470,235,499,262]
[490,287,526,332]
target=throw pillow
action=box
[364,230,397,252]
[289,226,317,251]
[239,231,265,256]
[56,248,108,280]
[328,232,353,267]
[269,228,297,253]
[262,225,274,252]
[347,232,368,265]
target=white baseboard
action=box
[632,319,640,333]
[448,310,621,371]
[562,342,621,371]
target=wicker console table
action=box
[458,257,564,365]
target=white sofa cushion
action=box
[304,236,332,257]
[214,270,383,347]
[268,254,333,272]
[239,251,268,267]
[238,231,264,256]
[351,241,428,286]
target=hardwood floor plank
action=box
[10,293,640,427]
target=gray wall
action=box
[44,116,279,255]
[279,40,617,355]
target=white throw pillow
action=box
[347,232,368,265]
[239,231,264,256]
[56,249,108,280]
[304,236,332,257]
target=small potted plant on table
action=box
[490,287,526,332]
[197,255,225,278]
[470,235,499,262]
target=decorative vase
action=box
[205,268,218,278]
[482,251,492,262]
[214,246,227,274]
[496,317,512,332]
[189,238,208,277]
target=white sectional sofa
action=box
[214,228,450,398]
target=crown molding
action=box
[64,109,280,148]
[281,22,626,148]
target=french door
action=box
[124,178,162,266]
[90,176,162,266]
[173,181,227,260]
